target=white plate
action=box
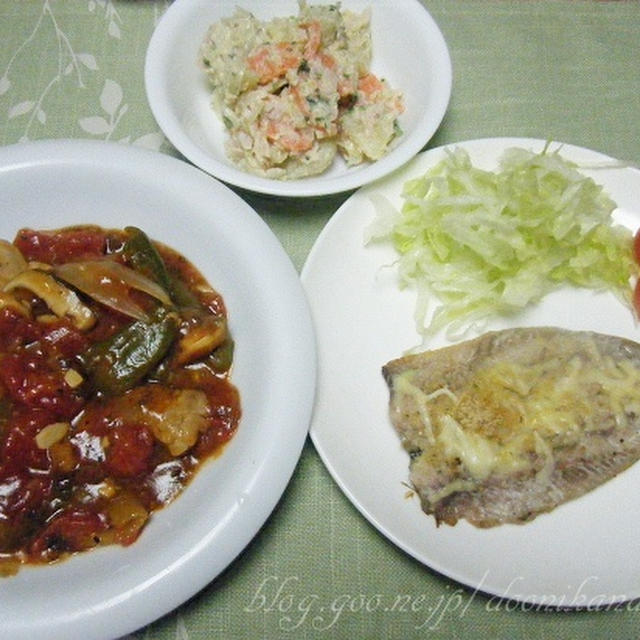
[0,140,316,639]
[302,137,640,607]
[144,0,451,197]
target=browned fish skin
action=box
[383,327,640,527]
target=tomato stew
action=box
[0,226,240,575]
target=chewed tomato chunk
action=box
[1,409,54,474]
[14,227,108,264]
[29,509,108,561]
[0,473,54,519]
[0,353,84,419]
[105,424,155,478]
[0,309,42,351]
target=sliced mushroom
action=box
[27,261,54,272]
[176,317,227,365]
[3,269,96,330]
[0,240,27,286]
[0,290,30,317]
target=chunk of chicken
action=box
[78,385,211,457]
[139,387,210,456]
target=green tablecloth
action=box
[1,1,639,638]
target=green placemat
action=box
[1,2,639,639]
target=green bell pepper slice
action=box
[80,307,178,395]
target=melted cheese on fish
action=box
[394,336,640,484]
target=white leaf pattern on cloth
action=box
[108,19,121,40]
[176,615,191,640]
[134,132,165,151]
[79,79,129,139]
[8,100,35,119]
[78,115,111,136]
[78,53,98,71]
[100,78,123,117]
[0,0,166,146]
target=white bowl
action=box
[145,0,452,197]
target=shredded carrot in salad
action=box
[199,1,404,179]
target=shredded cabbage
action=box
[366,145,637,339]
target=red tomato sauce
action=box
[0,226,240,574]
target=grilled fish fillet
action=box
[382,327,640,527]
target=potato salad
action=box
[199,1,404,179]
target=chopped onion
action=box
[54,259,173,321]
[35,422,70,449]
